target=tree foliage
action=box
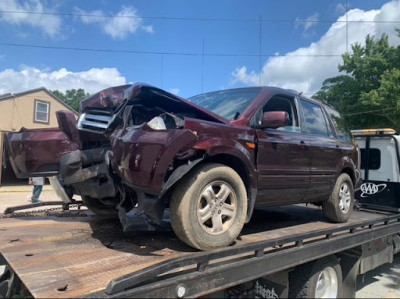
[52,89,90,112]
[313,29,400,131]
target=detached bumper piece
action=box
[59,148,117,199]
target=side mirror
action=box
[261,111,289,129]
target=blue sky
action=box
[0,0,399,99]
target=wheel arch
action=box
[341,167,356,187]
[165,149,257,223]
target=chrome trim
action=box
[77,110,114,133]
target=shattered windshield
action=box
[187,88,262,121]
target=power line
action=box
[0,42,344,57]
[344,107,397,116]
[1,10,400,24]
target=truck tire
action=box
[0,265,14,298]
[322,173,354,223]
[289,256,342,298]
[82,196,118,218]
[170,163,247,251]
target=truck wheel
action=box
[170,163,247,251]
[322,173,354,223]
[289,256,342,298]
[0,265,15,298]
[82,196,118,218]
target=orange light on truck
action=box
[351,128,396,136]
[246,143,256,150]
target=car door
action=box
[298,99,339,201]
[255,95,310,206]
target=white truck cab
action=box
[351,128,400,212]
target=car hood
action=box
[81,83,228,125]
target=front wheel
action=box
[170,163,247,251]
[323,173,354,223]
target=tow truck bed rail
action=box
[105,214,400,298]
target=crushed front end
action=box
[59,83,223,231]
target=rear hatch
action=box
[6,111,80,178]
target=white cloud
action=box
[0,0,62,37]
[295,13,319,31]
[169,88,180,95]
[75,8,105,24]
[0,66,126,95]
[336,3,348,14]
[75,6,154,39]
[231,0,400,97]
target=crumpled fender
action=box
[193,138,257,185]
[109,126,198,195]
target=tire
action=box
[170,163,247,251]
[322,173,354,223]
[0,265,15,298]
[289,256,342,298]
[82,196,118,218]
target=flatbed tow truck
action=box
[1,203,399,298]
[1,128,400,298]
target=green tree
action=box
[52,89,90,112]
[313,29,400,131]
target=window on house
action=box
[34,100,50,124]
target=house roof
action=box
[0,87,79,115]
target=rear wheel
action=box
[170,163,247,251]
[323,173,354,223]
[289,256,342,298]
[81,196,118,218]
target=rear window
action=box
[323,105,352,142]
[360,148,381,170]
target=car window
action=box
[299,99,330,137]
[262,96,300,133]
[323,105,352,142]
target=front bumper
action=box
[59,148,116,199]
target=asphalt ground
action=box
[0,184,399,298]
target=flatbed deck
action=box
[0,205,397,298]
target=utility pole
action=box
[259,15,262,86]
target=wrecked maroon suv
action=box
[6,83,361,250]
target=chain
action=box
[0,204,86,219]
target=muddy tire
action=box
[289,256,342,298]
[82,196,118,218]
[170,163,247,251]
[323,173,354,223]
